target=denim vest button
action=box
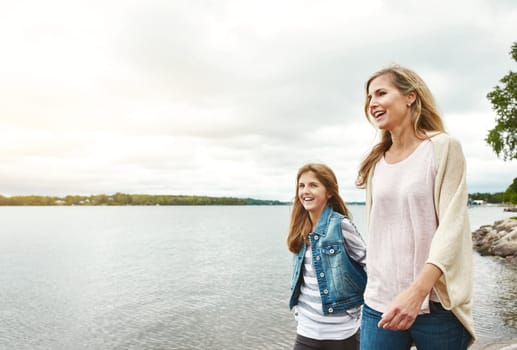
[316,256,320,261]
[329,248,335,254]
[323,289,328,294]
[314,235,319,240]
[328,307,334,313]
[320,272,325,278]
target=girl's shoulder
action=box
[340,216,359,234]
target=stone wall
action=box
[472,218,517,262]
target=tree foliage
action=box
[486,42,517,161]
[509,176,517,193]
[504,177,517,204]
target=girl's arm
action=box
[341,218,367,267]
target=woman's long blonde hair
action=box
[356,65,445,188]
[287,163,350,253]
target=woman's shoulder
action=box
[427,132,463,151]
[427,132,466,172]
[427,131,460,145]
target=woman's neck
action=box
[385,129,423,163]
[390,131,420,152]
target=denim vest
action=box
[289,206,367,315]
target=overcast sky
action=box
[1,0,516,202]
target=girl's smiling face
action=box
[298,170,331,218]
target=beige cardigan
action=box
[365,132,476,344]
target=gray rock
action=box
[472,218,517,258]
[492,241,517,257]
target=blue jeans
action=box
[360,303,471,350]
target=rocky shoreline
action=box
[472,217,517,263]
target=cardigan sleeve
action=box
[426,135,473,310]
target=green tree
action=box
[509,177,517,193]
[504,177,517,204]
[486,42,517,161]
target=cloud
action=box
[0,0,516,200]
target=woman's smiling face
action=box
[367,74,413,131]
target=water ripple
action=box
[0,206,515,349]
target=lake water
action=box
[0,205,515,349]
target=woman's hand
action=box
[377,285,426,330]
[378,263,443,331]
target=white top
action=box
[364,133,476,342]
[295,218,366,340]
[365,140,438,314]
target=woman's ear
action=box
[407,91,417,105]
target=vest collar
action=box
[313,205,332,235]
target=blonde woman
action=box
[288,163,367,350]
[357,65,475,349]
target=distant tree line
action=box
[2,181,515,206]
[0,193,289,206]
[469,177,517,205]
[469,192,506,204]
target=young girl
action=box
[287,163,367,350]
